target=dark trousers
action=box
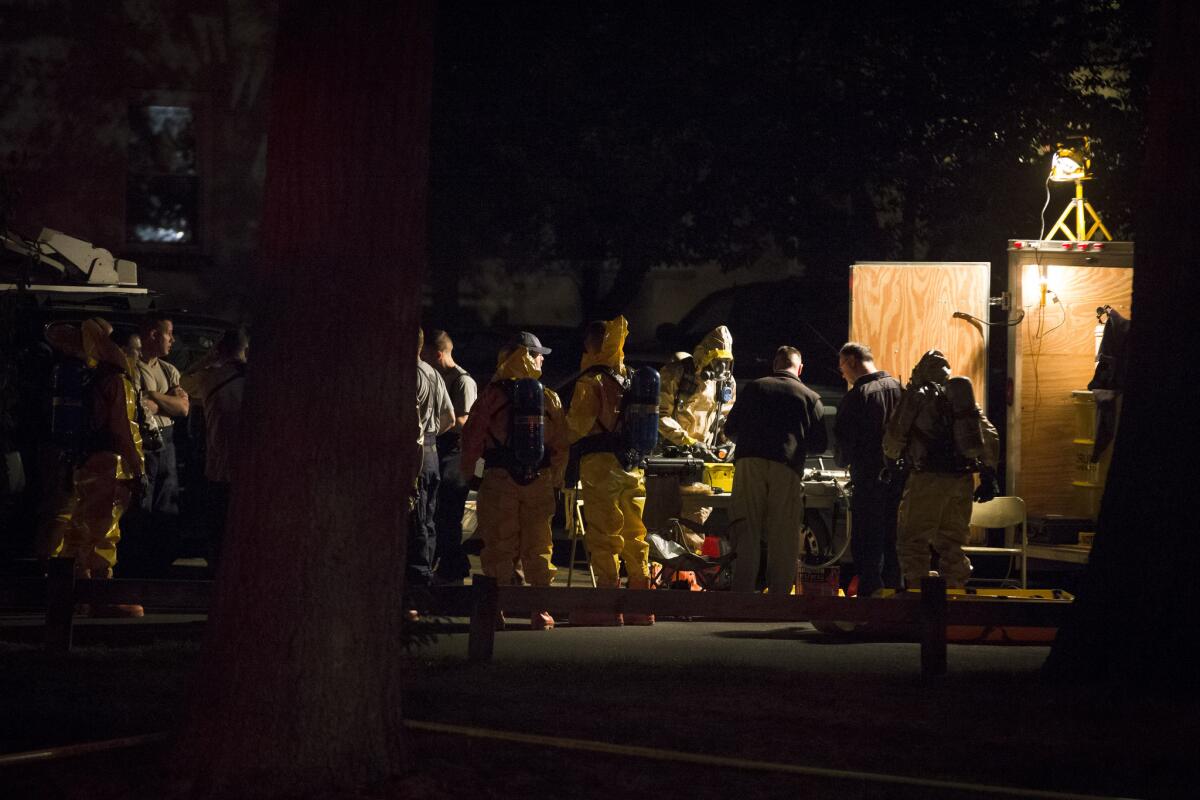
[434,448,471,581]
[849,471,904,597]
[117,426,179,577]
[407,445,441,586]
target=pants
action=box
[896,471,974,588]
[730,457,805,594]
[580,452,647,586]
[476,468,557,586]
[407,445,441,586]
[57,453,133,576]
[849,470,904,596]
[433,448,471,580]
[117,427,179,577]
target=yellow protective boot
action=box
[623,574,655,626]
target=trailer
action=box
[847,245,1133,569]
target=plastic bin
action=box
[1072,390,1096,441]
[703,462,734,493]
[1072,440,1101,486]
[1072,480,1103,520]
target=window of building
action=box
[125,104,200,245]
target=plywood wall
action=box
[849,263,990,394]
[1015,264,1133,518]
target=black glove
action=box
[689,442,710,459]
[973,467,999,503]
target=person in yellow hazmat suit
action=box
[882,350,999,589]
[654,325,736,550]
[460,333,568,630]
[50,319,147,617]
[566,316,654,626]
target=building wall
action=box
[1,0,277,321]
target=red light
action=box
[1080,242,1092,251]
[1062,242,1074,249]
[1094,242,1105,250]
[1012,241,1023,249]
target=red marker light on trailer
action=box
[1094,242,1105,250]
[1062,242,1073,249]
[1012,241,1023,249]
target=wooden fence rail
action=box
[0,561,1069,680]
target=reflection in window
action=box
[126,105,199,244]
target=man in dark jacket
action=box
[723,346,827,593]
[833,342,903,597]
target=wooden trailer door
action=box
[849,262,991,396]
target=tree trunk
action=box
[1044,0,1200,687]
[173,2,434,796]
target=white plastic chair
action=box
[963,496,1028,589]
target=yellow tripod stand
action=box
[1047,179,1112,242]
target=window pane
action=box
[128,105,196,175]
[126,175,198,243]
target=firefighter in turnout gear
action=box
[461,335,567,630]
[49,319,147,616]
[882,350,999,589]
[567,317,657,626]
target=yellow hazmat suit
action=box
[653,325,736,550]
[53,319,145,578]
[567,317,653,623]
[883,350,998,588]
[657,325,736,450]
[461,346,568,590]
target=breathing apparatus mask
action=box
[700,357,732,384]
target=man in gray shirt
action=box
[413,328,455,587]
[121,313,189,577]
[422,329,478,584]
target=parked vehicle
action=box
[642,276,848,386]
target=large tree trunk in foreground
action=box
[1045,0,1200,687]
[174,2,434,796]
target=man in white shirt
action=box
[413,328,455,587]
[181,327,248,572]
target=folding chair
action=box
[963,496,1028,589]
[563,484,596,587]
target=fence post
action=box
[920,575,948,680]
[467,574,498,663]
[45,557,77,654]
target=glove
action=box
[973,467,999,503]
[689,442,710,459]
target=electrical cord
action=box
[952,310,1026,327]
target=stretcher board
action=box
[849,262,990,400]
